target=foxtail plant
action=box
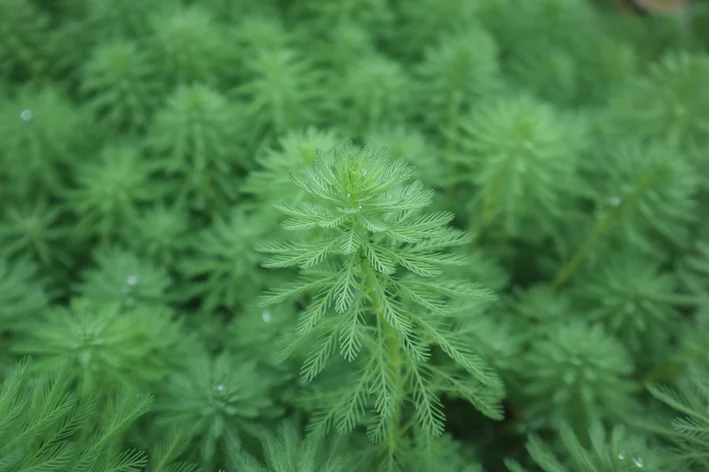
[258,141,504,470]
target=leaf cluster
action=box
[0,0,708,471]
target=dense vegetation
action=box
[1,0,709,470]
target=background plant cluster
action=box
[1,0,709,470]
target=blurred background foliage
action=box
[0,0,708,470]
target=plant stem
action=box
[549,167,661,291]
[362,261,404,467]
[444,86,463,202]
[471,191,497,243]
[469,135,524,243]
[549,209,616,291]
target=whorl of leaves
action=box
[258,141,504,469]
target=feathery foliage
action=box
[80,39,164,132]
[12,298,188,399]
[1,0,708,470]
[505,422,664,471]
[0,257,48,333]
[258,141,504,470]
[156,351,283,470]
[646,368,709,470]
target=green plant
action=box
[234,47,326,141]
[178,208,280,313]
[12,298,189,400]
[0,0,51,83]
[145,5,230,87]
[117,203,191,268]
[505,422,664,471]
[416,28,500,144]
[2,1,709,470]
[0,86,92,199]
[606,52,709,157]
[0,357,197,472]
[80,39,164,132]
[155,351,284,470]
[68,143,159,241]
[244,127,342,204]
[74,246,174,309]
[646,368,709,469]
[515,322,638,433]
[258,141,504,470]
[0,257,48,333]
[229,419,350,472]
[452,94,586,242]
[571,254,683,363]
[146,84,243,214]
[0,198,74,269]
[335,54,413,138]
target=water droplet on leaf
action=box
[633,457,644,468]
[262,311,272,323]
[618,451,625,460]
[20,109,33,122]
[608,196,622,206]
[126,274,139,286]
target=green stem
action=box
[549,166,662,291]
[362,261,404,466]
[203,168,221,220]
[469,146,517,243]
[444,86,463,202]
[549,209,617,291]
[33,238,53,269]
[444,143,459,202]
[471,189,498,243]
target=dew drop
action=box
[362,169,367,176]
[358,205,362,209]
[20,109,33,122]
[262,311,272,323]
[347,193,351,197]
[126,274,139,286]
[215,384,225,393]
[608,196,622,207]
[618,451,625,460]
[633,457,644,468]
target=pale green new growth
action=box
[258,141,503,470]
